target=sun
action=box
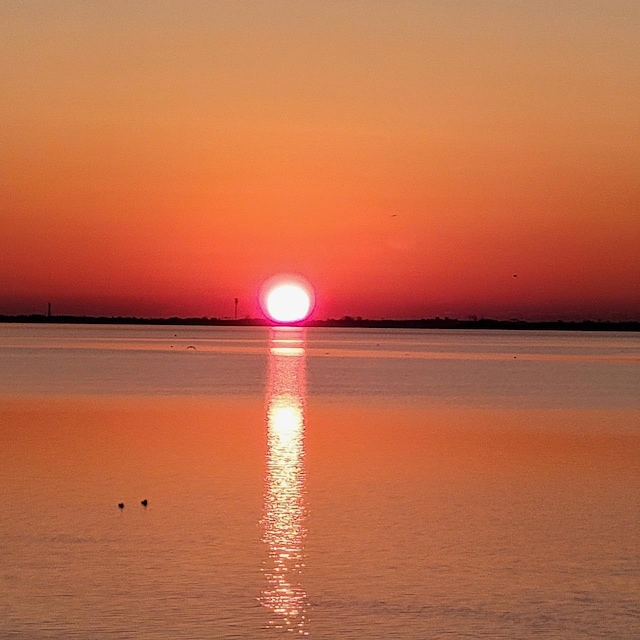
[260,276,315,324]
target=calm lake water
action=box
[0,324,638,639]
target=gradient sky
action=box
[2,1,639,320]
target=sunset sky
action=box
[2,1,638,320]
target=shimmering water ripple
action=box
[261,328,309,634]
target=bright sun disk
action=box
[262,278,314,324]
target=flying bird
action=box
[141,499,148,507]
[118,503,124,510]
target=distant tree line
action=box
[0,314,638,331]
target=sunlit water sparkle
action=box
[261,328,309,634]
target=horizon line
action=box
[1,313,639,331]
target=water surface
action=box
[0,325,638,638]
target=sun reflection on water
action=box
[261,327,308,634]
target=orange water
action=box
[0,325,638,638]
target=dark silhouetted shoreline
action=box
[0,314,638,331]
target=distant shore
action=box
[1,314,638,331]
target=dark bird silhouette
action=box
[141,499,148,507]
[118,503,124,510]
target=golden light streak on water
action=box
[261,327,309,634]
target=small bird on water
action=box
[141,499,148,507]
[118,503,124,510]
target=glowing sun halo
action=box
[262,278,314,324]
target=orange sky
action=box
[2,1,639,320]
